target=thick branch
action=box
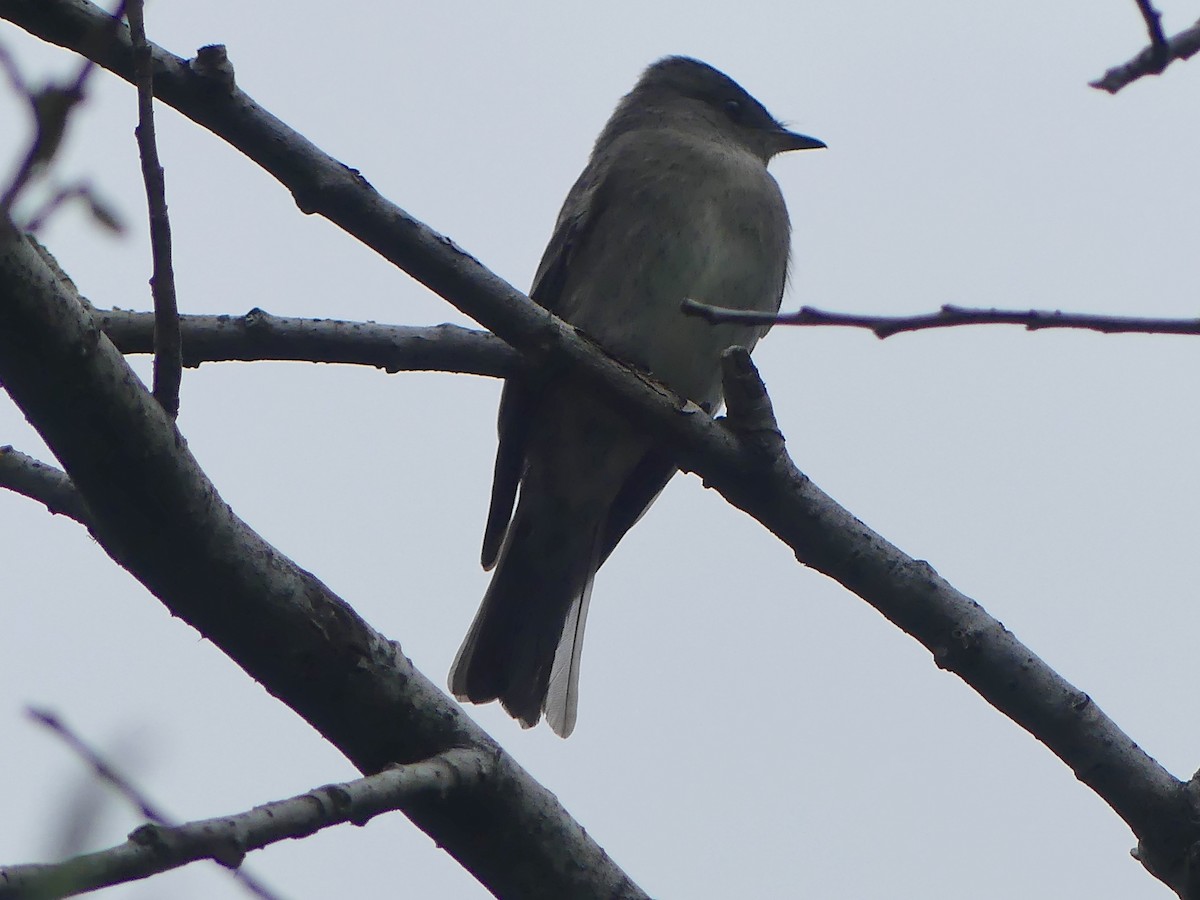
[97,307,517,376]
[0,748,491,899]
[1091,14,1200,93]
[0,225,646,900]
[682,300,1200,338]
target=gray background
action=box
[2,1,1198,896]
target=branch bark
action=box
[0,445,90,521]
[97,307,516,376]
[1091,14,1200,93]
[126,0,182,417]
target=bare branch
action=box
[1091,13,1200,93]
[0,2,127,215]
[682,299,1200,338]
[97,307,517,376]
[0,738,489,900]
[28,707,174,826]
[0,82,85,214]
[23,708,284,900]
[0,446,89,522]
[717,347,784,457]
[1135,0,1169,55]
[0,42,30,94]
[0,223,646,900]
[125,0,181,417]
[24,181,125,234]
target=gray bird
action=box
[449,56,823,736]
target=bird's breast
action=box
[566,142,790,407]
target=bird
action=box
[449,56,823,736]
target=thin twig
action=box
[27,708,171,824]
[24,181,124,234]
[0,42,29,94]
[0,747,489,900]
[126,0,181,417]
[24,183,91,231]
[1134,0,1169,65]
[1091,13,1200,93]
[681,299,1200,338]
[0,2,127,216]
[0,83,84,213]
[25,708,285,900]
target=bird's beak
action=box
[774,128,826,152]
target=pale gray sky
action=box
[2,2,1198,897]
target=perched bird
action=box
[449,56,823,736]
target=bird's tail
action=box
[448,489,603,738]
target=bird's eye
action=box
[723,99,744,121]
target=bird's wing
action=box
[482,153,681,572]
[598,445,677,566]
[480,173,606,569]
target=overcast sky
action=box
[3,1,1199,897]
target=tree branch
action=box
[20,708,282,900]
[0,223,647,900]
[28,708,174,824]
[0,743,490,899]
[126,0,182,417]
[0,445,90,522]
[96,307,517,376]
[1091,13,1200,93]
[0,0,123,215]
[682,300,1200,337]
[1134,0,1170,56]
